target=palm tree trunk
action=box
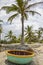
[0,25,1,42]
[21,16,24,45]
[0,33,1,43]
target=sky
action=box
[0,0,43,39]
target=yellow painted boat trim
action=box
[6,50,35,58]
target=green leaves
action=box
[16,0,23,7]
[1,0,42,22]
[0,20,3,23]
[24,13,28,20]
[27,2,43,9]
[0,20,3,34]
[0,28,2,33]
[23,0,28,8]
[26,10,41,16]
[1,4,19,13]
[25,25,34,44]
[8,13,18,23]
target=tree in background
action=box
[17,35,22,43]
[1,0,43,45]
[5,30,13,41]
[40,28,43,43]
[35,28,42,42]
[5,30,17,43]
[11,35,17,43]
[25,26,34,44]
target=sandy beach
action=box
[0,45,43,65]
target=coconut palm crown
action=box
[1,0,43,44]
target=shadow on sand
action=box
[5,59,36,65]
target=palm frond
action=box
[0,20,3,22]
[25,28,28,30]
[0,29,2,33]
[8,13,18,23]
[39,28,43,31]
[5,35,9,37]
[1,4,19,13]
[23,0,28,8]
[26,10,41,16]
[24,13,28,20]
[24,33,28,36]
[27,2,43,9]
[16,0,23,8]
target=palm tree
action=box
[36,28,42,42]
[40,28,43,41]
[25,26,34,44]
[0,20,3,42]
[17,35,22,43]
[5,30,17,43]
[1,0,43,45]
[5,30,13,41]
[11,36,17,43]
[39,27,43,33]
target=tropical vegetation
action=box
[0,25,43,44]
[1,0,43,45]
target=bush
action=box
[0,40,7,44]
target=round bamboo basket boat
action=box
[6,50,34,64]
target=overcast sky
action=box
[0,0,43,39]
